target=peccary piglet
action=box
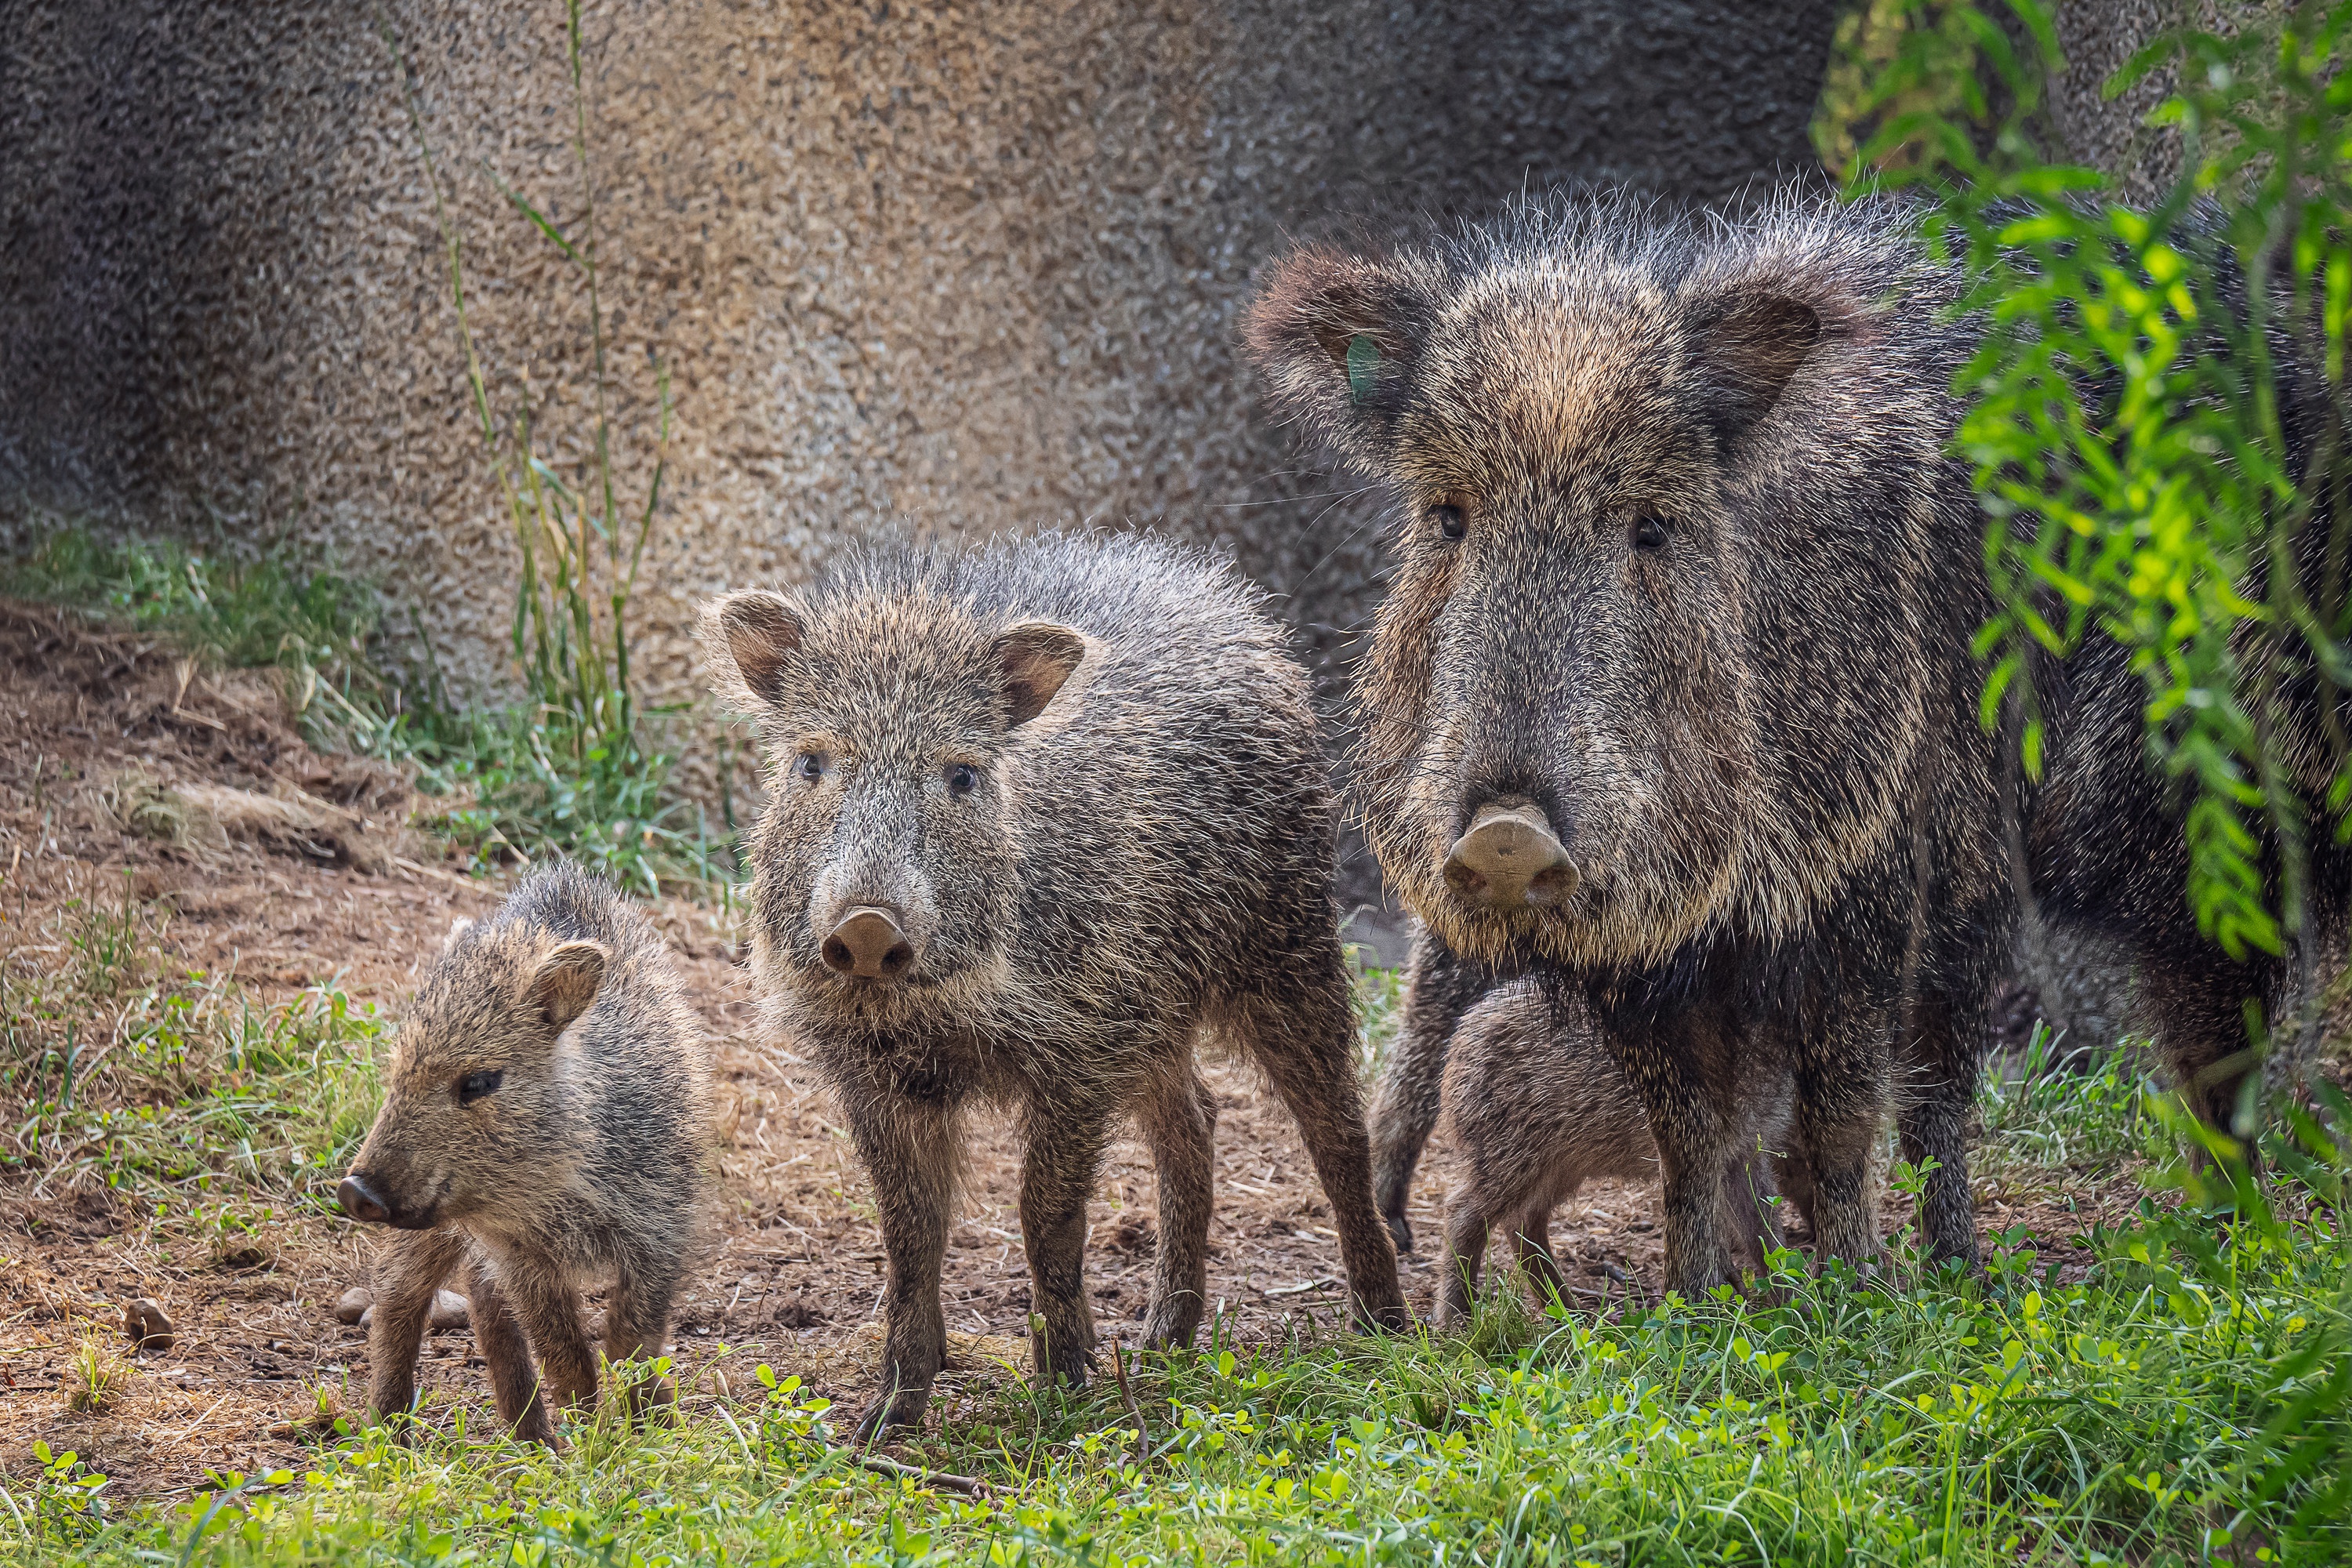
[1435,978,1794,1328]
[702,532,1406,1439]
[338,863,707,1444]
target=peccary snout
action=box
[1443,801,1575,909]
[337,1172,396,1226]
[822,906,917,979]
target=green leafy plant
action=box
[1818,2,2352,1033]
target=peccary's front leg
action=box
[464,1251,555,1445]
[1601,1011,1737,1298]
[496,1250,600,1428]
[1229,960,1409,1332]
[1436,1186,1492,1330]
[1794,1002,1889,1271]
[366,1226,470,1436]
[605,1252,684,1418]
[1899,991,1983,1272]
[1134,1057,1216,1351]
[845,1088,957,1441]
[1370,927,1494,1253]
[1018,1101,1114,1391]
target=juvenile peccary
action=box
[701,533,1407,1439]
[1434,978,1796,1328]
[338,863,707,1444]
[1247,191,2350,1296]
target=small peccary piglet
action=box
[1435,978,1795,1328]
[703,532,1407,1439]
[338,862,708,1444]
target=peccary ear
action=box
[700,590,806,707]
[1684,291,1824,441]
[993,621,1087,729]
[1243,245,1431,469]
[524,940,608,1033]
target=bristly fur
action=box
[1247,186,2349,1297]
[701,530,1406,1439]
[346,862,710,1445]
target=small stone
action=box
[358,1305,372,1330]
[124,1297,174,1354]
[430,1290,469,1331]
[335,1286,372,1326]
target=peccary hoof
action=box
[852,1392,925,1444]
[1381,1210,1415,1255]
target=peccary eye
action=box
[457,1069,503,1105]
[1633,513,1671,551]
[946,763,980,797]
[793,751,826,782]
[1433,504,1467,542]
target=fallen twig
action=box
[1108,1336,1150,1466]
[1265,1276,1334,1298]
[848,1448,993,1499]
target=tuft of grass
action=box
[1976,1022,2169,1191]
[0,877,387,1226]
[63,1331,131,1415]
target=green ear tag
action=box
[1345,334,1381,405]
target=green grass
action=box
[1,937,2343,1566]
[0,524,739,895]
[0,873,387,1240]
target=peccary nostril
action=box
[338,1173,393,1225]
[1443,802,1574,909]
[823,906,917,980]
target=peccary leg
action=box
[2140,939,2269,1148]
[1794,1005,1889,1271]
[1722,1145,1784,1279]
[1229,973,1410,1331]
[464,1253,554,1445]
[606,1254,683,1417]
[1134,1058,1216,1351]
[1899,992,1983,1271]
[1436,1189,1491,1330]
[366,1226,470,1433]
[1512,1200,1568,1314]
[1604,1014,1737,1298]
[845,1091,958,1440]
[1370,927,1493,1253]
[1018,1102,1114,1391]
[497,1250,600,1427]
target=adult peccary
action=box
[1433,976,1797,1327]
[700,533,1407,1439]
[338,863,708,1444]
[1245,191,2350,1297]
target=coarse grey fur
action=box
[339,862,710,1446]
[1434,976,1796,1329]
[1247,188,2350,1298]
[702,532,1406,1439]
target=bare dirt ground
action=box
[0,597,2151,1501]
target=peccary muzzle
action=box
[1444,800,1575,909]
[823,906,916,978]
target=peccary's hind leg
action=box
[1900,992,1984,1272]
[606,1251,684,1417]
[1436,1188,1491,1330]
[1512,1200,1567,1314]
[1370,927,1492,1253]
[1018,1101,1115,1392]
[2140,939,2270,1149]
[463,1250,555,1445]
[1135,1056,1217,1352]
[1229,955,1409,1333]
[844,1088,958,1440]
[367,1226,470,1435]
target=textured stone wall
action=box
[2,0,1838,711]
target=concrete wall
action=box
[2,0,1839,710]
